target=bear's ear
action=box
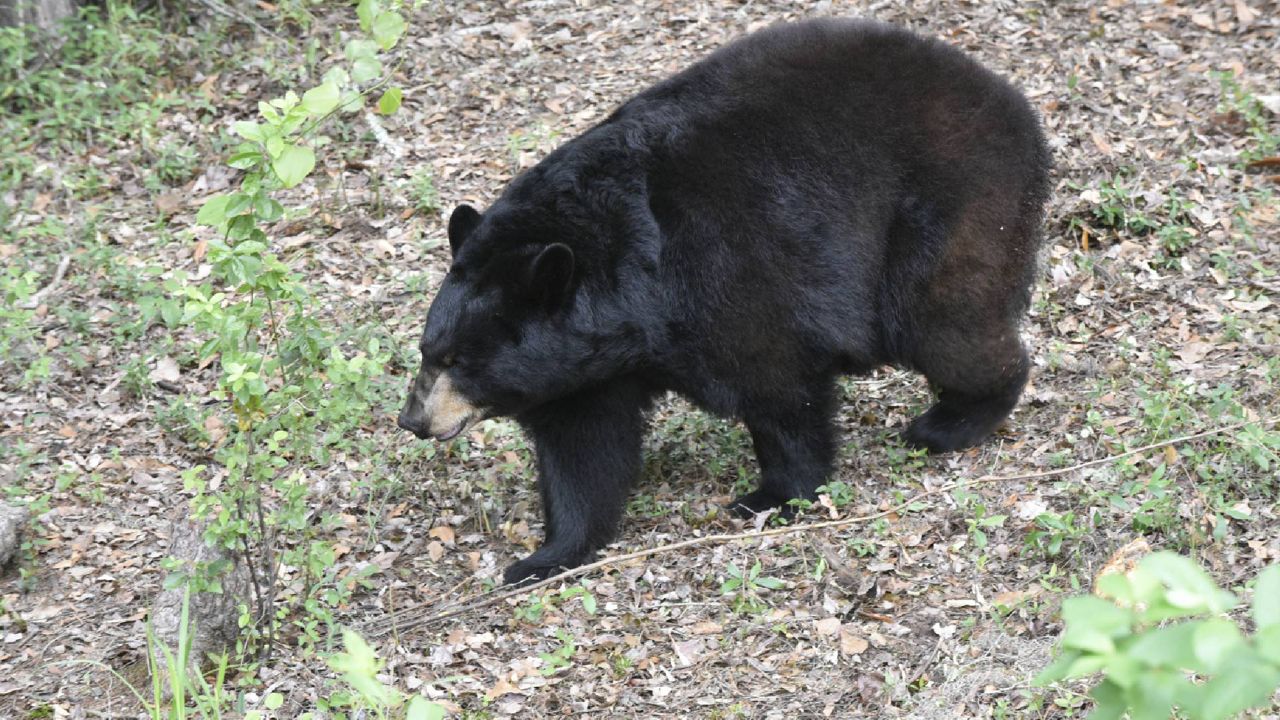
[527,243,576,307]
[447,204,482,257]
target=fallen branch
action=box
[19,255,71,309]
[363,111,404,158]
[1245,156,1280,169]
[193,0,282,40]
[363,415,1276,638]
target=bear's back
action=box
[612,18,1047,183]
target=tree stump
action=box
[0,0,77,29]
[0,503,29,569]
[149,519,256,684]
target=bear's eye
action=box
[440,353,456,368]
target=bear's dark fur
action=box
[398,18,1052,585]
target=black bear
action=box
[399,18,1051,585]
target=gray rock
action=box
[0,503,29,569]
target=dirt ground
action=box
[2,0,1279,718]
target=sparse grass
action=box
[408,168,440,215]
[505,122,562,170]
[1215,71,1280,162]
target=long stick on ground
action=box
[19,255,70,309]
[363,416,1273,638]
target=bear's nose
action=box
[397,407,429,438]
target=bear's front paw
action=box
[503,548,592,586]
[727,489,798,520]
[503,559,561,586]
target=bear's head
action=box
[397,202,592,440]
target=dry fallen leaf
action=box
[1090,131,1112,155]
[839,627,869,656]
[813,617,842,637]
[150,356,180,384]
[1234,1,1257,31]
[155,193,184,215]
[1095,537,1153,594]
[204,414,227,445]
[992,587,1042,608]
[673,638,705,666]
[485,677,520,701]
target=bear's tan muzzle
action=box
[398,371,480,441]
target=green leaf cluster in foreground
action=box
[1038,552,1280,720]
[174,0,410,660]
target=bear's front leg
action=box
[732,386,836,518]
[507,381,651,585]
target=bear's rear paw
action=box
[728,490,799,520]
[903,416,976,453]
[903,400,1009,453]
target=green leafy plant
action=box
[309,629,444,720]
[1025,510,1090,559]
[1215,72,1280,162]
[720,560,785,615]
[0,266,42,383]
[1037,552,1280,720]
[409,168,440,215]
[1092,177,1154,235]
[818,480,857,508]
[172,0,408,658]
[514,584,598,623]
[538,629,578,676]
[1071,173,1205,257]
[953,488,1007,549]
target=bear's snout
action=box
[396,391,431,439]
[398,371,480,442]
[396,406,429,439]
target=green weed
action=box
[720,560,785,615]
[409,168,440,214]
[1215,72,1280,162]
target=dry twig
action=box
[18,255,71,309]
[363,416,1276,637]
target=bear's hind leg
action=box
[508,380,652,585]
[895,192,1039,453]
[731,385,835,518]
[903,326,1029,453]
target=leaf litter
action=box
[2,0,1279,718]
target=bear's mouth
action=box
[433,415,472,442]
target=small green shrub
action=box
[720,560,785,615]
[1038,552,1280,720]
[1215,72,1280,162]
[169,0,409,658]
[409,168,440,214]
[302,630,444,720]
